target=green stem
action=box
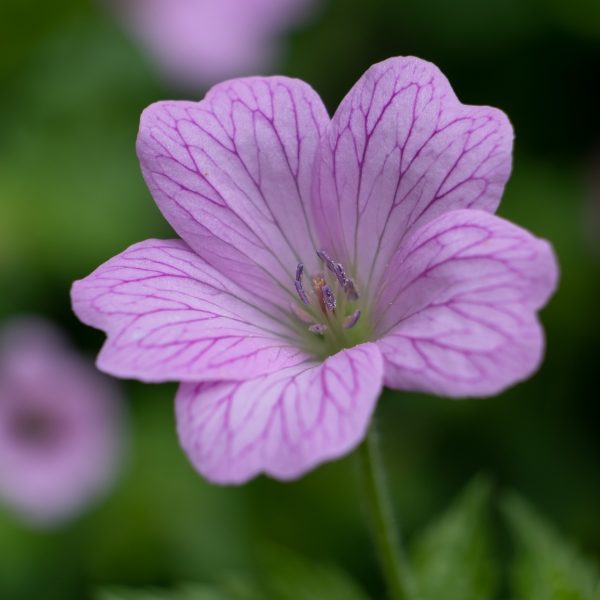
[357,421,413,600]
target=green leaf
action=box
[410,476,497,600]
[502,493,600,600]
[259,545,370,600]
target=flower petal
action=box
[137,77,330,307]
[376,209,558,397]
[71,239,309,383]
[176,342,384,484]
[313,56,513,294]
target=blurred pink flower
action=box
[72,57,558,484]
[0,317,123,526]
[107,0,318,87]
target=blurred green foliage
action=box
[0,0,599,598]
[96,478,600,599]
[98,544,371,600]
[411,477,497,600]
[503,493,600,600]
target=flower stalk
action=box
[357,419,414,600]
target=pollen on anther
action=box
[321,285,336,312]
[317,249,348,288]
[294,263,310,304]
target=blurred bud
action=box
[104,0,320,89]
[0,316,125,527]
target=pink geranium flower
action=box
[72,57,558,484]
[0,317,123,525]
[106,0,318,87]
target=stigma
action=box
[292,250,361,336]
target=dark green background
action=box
[1,0,599,598]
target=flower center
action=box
[10,405,65,451]
[291,250,371,358]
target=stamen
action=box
[344,278,359,301]
[317,249,348,288]
[321,285,336,312]
[308,323,328,335]
[333,263,349,287]
[291,253,366,351]
[316,249,359,300]
[295,263,310,304]
[316,249,333,266]
[343,309,361,329]
[290,302,314,324]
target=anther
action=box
[321,285,336,312]
[343,309,361,329]
[295,263,310,304]
[344,279,359,301]
[308,323,328,335]
[317,249,348,288]
[316,249,332,266]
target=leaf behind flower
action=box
[410,475,498,600]
[502,492,600,600]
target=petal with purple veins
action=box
[176,342,384,484]
[71,239,310,383]
[312,56,513,294]
[375,209,558,398]
[137,77,330,306]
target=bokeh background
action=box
[1,0,599,598]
